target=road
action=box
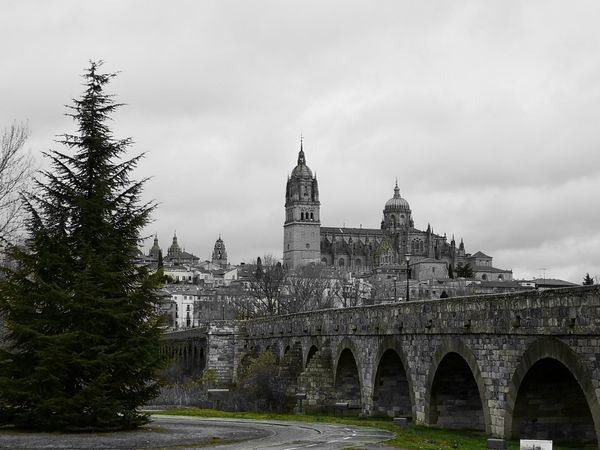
[155,415,394,449]
[0,414,394,449]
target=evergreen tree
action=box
[455,262,474,278]
[157,248,164,270]
[0,62,163,431]
[583,273,594,285]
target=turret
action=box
[211,235,228,266]
[382,180,412,231]
[149,234,161,259]
[167,232,181,257]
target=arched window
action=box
[338,258,345,267]
[498,274,503,280]
[482,274,487,280]
[301,212,304,220]
[310,212,314,220]
[411,239,424,254]
[321,257,328,264]
[355,258,361,267]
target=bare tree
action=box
[0,123,33,245]
[328,275,370,308]
[245,255,286,316]
[283,263,334,313]
[368,274,395,303]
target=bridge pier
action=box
[162,286,600,447]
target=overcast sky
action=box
[2,1,600,282]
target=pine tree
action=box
[455,262,474,278]
[157,248,164,270]
[583,273,594,285]
[0,62,163,431]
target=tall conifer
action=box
[0,61,163,431]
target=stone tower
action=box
[283,140,321,269]
[149,234,161,259]
[167,232,181,257]
[211,235,228,267]
[379,181,413,264]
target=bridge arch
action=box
[302,337,322,368]
[305,345,319,368]
[333,338,364,408]
[371,337,415,418]
[505,337,600,445]
[424,337,491,433]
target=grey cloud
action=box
[2,1,600,282]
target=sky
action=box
[2,1,600,283]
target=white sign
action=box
[520,440,552,450]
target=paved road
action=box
[0,414,394,449]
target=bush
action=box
[238,351,290,412]
[149,368,219,408]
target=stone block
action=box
[393,417,408,427]
[486,438,506,449]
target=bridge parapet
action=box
[161,326,209,341]
[241,286,600,338]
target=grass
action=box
[153,408,517,450]
[153,408,595,450]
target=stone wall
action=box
[205,321,237,386]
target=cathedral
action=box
[283,142,512,282]
[146,233,229,268]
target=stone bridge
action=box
[162,285,600,446]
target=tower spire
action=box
[393,179,400,198]
[298,135,306,165]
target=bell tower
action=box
[283,139,321,269]
[211,235,228,267]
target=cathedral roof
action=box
[290,140,314,179]
[321,226,384,236]
[384,181,410,212]
[472,265,511,273]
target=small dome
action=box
[384,183,410,212]
[290,145,313,179]
[291,163,313,179]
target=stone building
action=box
[283,142,511,281]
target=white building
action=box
[166,285,201,329]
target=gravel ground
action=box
[0,416,269,449]
[0,415,395,450]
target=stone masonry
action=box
[162,285,600,446]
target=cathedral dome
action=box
[384,182,410,212]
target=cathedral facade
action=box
[283,143,512,281]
